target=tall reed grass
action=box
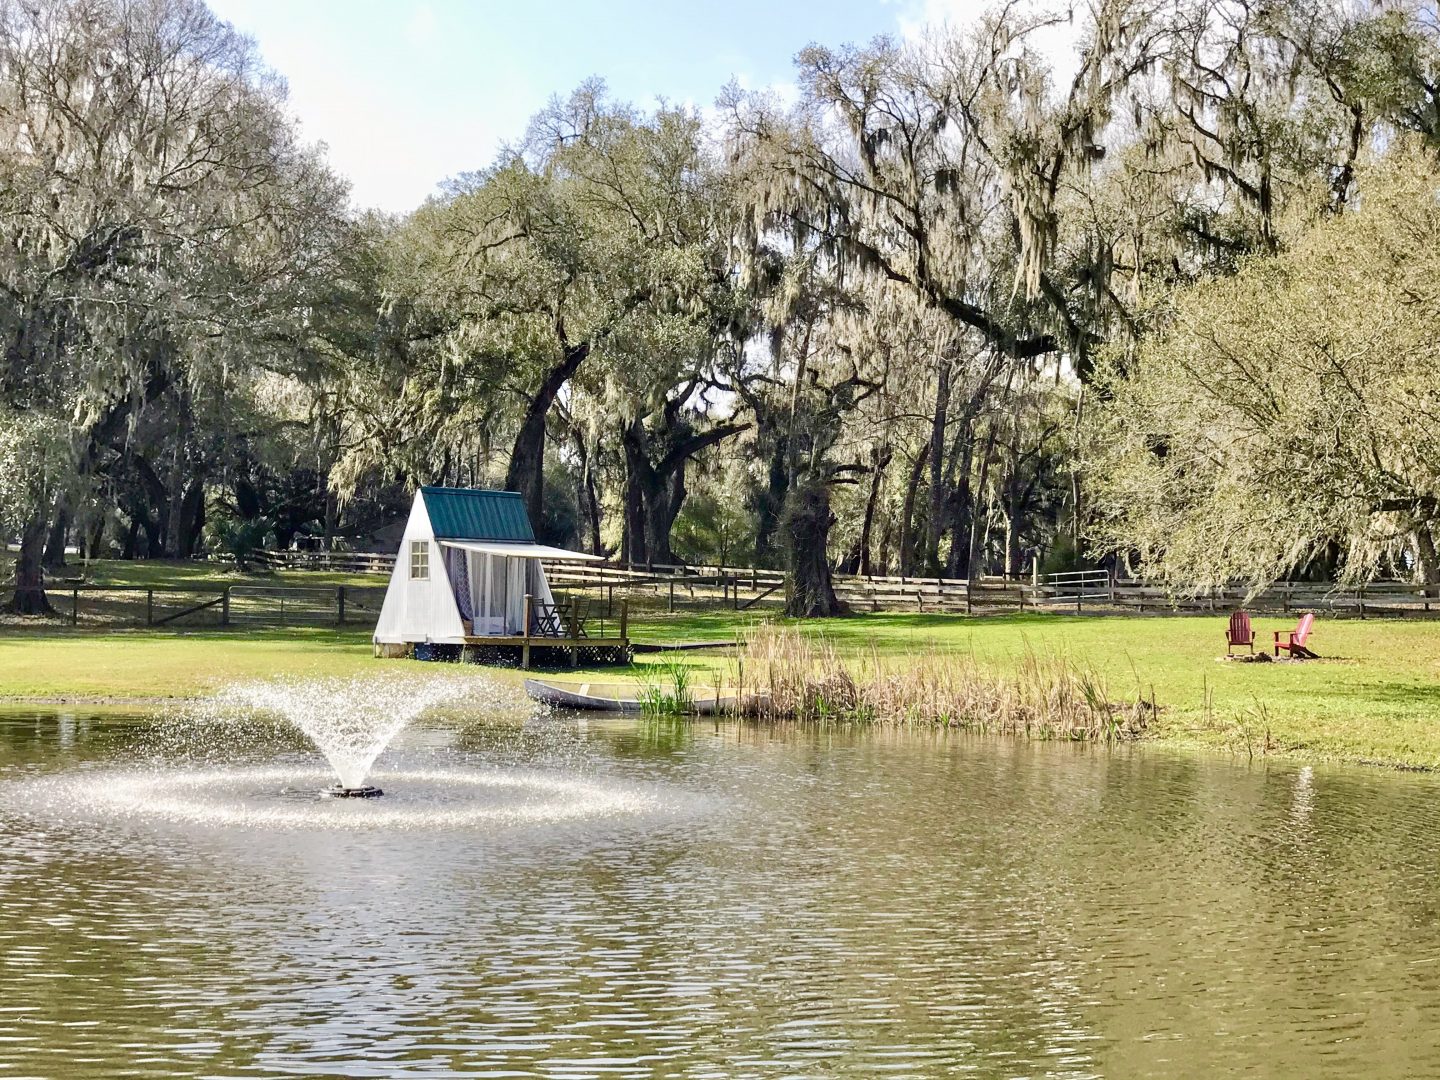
[637,659,694,717]
[731,625,1152,740]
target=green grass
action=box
[616,610,1440,768]
[0,628,404,700]
[4,558,1440,767]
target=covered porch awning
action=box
[437,540,605,562]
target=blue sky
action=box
[207,0,980,212]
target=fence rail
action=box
[7,560,1440,628]
[0,583,387,629]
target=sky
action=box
[205,0,1000,214]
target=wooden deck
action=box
[459,634,631,669]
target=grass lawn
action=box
[610,610,1440,768]
[3,588,1440,767]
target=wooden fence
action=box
[0,583,387,629]
[8,560,1440,628]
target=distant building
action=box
[373,486,602,650]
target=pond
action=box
[1,702,1438,1078]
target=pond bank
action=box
[1,612,1439,768]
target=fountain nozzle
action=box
[320,785,384,799]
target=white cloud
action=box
[893,0,992,43]
[892,0,1084,87]
[403,3,439,49]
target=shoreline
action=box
[0,690,1435,774]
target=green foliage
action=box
[1088,143,1440,591]
[202,511,273,574]
[670,489,755,567]
[0,410,71,536]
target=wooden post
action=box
[668,579,675,613]
[1359,587,1366,620]
[569,605,579,667]
[751,566,758,590]
[619,598,629,642]
[146,589,153,626]
[522,594,533,670]
[71,587,78,626]
[336,586,346,625]
[222,587,230,627]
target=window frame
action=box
[409,540,430,581]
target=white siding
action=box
[372,494,467,645]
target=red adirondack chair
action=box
[1274,613,1318,659]
[1226,611,1254,655]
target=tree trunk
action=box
[505,343,589,526]
[924,358,951,574]
[572,432,604,555]
[43,500,70,569]
[898,439,930,576]
[754,431,788,568]
[956,420,998,579]
[624,415,748,569]
[783,479,846,618]
[132,456,170,558]
[621,420,650,566]
[876,515,895,577]
[175,478,205,558]
[857,445,890,577]
[1415,523,1440,591]
[8,512,53,615]
[645,464,686,567]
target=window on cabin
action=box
[409,540,429,581]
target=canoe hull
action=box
[523,679,738,715]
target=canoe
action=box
[523,678,742,715]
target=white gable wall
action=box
[372,493,467,645]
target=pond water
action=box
[1,705,1439,1078]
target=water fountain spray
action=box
[221,674,472,797]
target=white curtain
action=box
[505,556,527,633]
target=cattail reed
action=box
[732,625,1151,740]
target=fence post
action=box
[221,587,230,627]
[146,588,153,626]
[668,579,675,613]
[619,598,629,642]
[336,586,346,626]
[1359,587,1366,620]
[522,594,533,669]
[71,587,78,626]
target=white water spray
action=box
[220,674,476,789]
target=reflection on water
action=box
[2,708,1440,1077]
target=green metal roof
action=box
[420,486,535,542]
